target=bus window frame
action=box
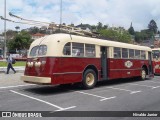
[30,45,47,57]
[63,42,96,58]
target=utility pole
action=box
[4,0,7,58]
[59,0,62,32]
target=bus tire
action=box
[141,68,147,80]
[82,69,97,89]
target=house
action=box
[154,40,160,48]
[76,24,91,32]
[154,34,160,41]
[31,33,46,40]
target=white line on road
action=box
[100,96,116,101]
[107,87,141,94]
[129,83,160,89]
[55,106,77,111]
[130,91,141,94]
[75,91,116,101]
[0,84,36,89]
[145,81,160,84]
[10,90,76,111]
[94,87,141,94]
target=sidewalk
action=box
[0,66,25,73]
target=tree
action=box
[103,25,108,29]
[135,32,144,43]
[99,28,131,43]
[29,26,40,34]
[7,31,33,52]
[128,22,135,35]
[2,30,17,40]
[148,19,158,34]
[97,22,103,30]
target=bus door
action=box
[101,46,108,79]
[148,52,153,74]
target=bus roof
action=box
[38,33,151,51]
[152,48,160,51]
[29,33,152,57]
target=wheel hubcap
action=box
[86,73,94,86]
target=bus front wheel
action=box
[141,68,146,80]
[82,69,97,89]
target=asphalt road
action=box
[0,73,160,120]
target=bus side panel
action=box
[107,58,149,79]
[154,60,160,75]
[60,57,101,84]
[25,57,101,85]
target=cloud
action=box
[0,0,160,33]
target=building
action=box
[154,34,160,41]
[76,24,91,32]
[141,40,153,47]
[31,33,46,40]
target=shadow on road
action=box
[21,77,152,95]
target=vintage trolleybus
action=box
[152,48,160,75]
[21,33,154,89]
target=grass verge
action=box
[0,61,26,67]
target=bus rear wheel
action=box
[82,69,97,89]
[141,68,147,80]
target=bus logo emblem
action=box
[125,61,133,68]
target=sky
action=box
[0,0,160,33]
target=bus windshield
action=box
[152,50,160,59]
[30,45,47,57]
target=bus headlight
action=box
[35,61,41,67]
[27,62,33,67]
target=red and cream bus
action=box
[152,48,160,75]
[21,33,154,89]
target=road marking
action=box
[129,83,160,89]
[100,96,116,101]
[0,84,36,89]
[145,81,160,84]
[130,91,141,94]
[10,90,76,111]
[94,87,141,94]
[107,87,141,94]
[55,106,77,111]
[75,91,116,101]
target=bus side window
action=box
[122,48,128,59]
[72,43,84,57]
[129,49,134,59]
[135,50,140,59]
[141,51,146,59]
[63,43,71,55]
[85,44,95,57]
[114,47,121,58]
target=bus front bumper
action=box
[21,75,51,84]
